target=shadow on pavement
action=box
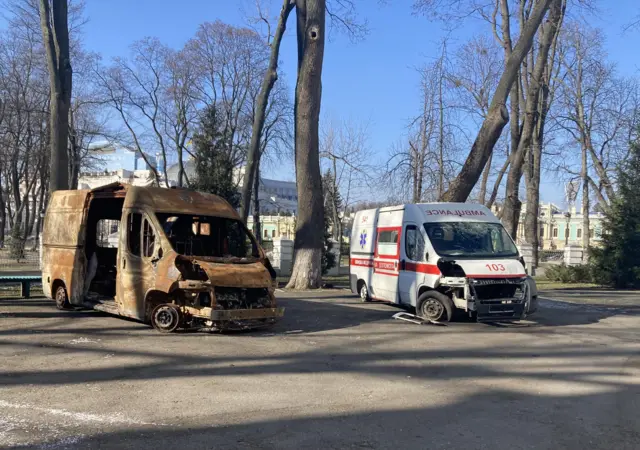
[18,381,640,450]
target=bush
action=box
[544,263,594,284]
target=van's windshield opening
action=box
[155,213,259,260]
[424,222,518,258]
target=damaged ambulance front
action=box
[425,219,537,322]
[151,212,283,332]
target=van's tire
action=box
[358,281,371,302]
[150,304,182,333]
[54,284,72,310]
[417,291,454,322]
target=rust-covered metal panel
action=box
[41,190,91,304]
[123,186,239,218]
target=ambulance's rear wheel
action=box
[418,291,453,322]
[358,281,371,302]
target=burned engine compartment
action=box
[214,287,273,310]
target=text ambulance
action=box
[349,203,538,322]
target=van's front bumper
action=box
[475,300,526,322]
[210,307,285,321]
[468,277,528,322]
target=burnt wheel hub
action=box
[151,305,180,333]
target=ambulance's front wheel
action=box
[417,291,453,322]
[358,281,371,302]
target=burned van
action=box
[41,183,283,332]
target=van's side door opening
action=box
[84,196,125,300]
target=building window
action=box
[553,228,558,238]
[264,229,268,238]
[272,230,276,238]
[539,227,544,238]
[577,228,582,239]
[589,228,595,238]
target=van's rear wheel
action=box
[54,285,72,310]
[358,281,371,302]
[418,291,453,322]
[151,304,182,333]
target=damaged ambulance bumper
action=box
[470,277,528,321]
[439,276,530,322]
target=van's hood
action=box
[193,260,272,288]
[443,258,526,279]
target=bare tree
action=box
[286,0,327,290]
[320,116,373,241]
[385,48,459,204]
[240,0,295,223]
[554,24,640,248]
[500,0,564,236]
[39,0,72,193]
[448,34,503,205]
[94,38,172,186]
[188,21,269,172]
[161,47,200,187]
[415,0,557,202]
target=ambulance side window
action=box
[377,230,399,256]
[405,225,425,261]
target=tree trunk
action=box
[0,179,5,248]
[331,160,341,242]
[177,140,185,188]
[32,179,48,251]
[437,56,445,199]
[478,152,492,205]
[581,143,590,250]
[39,0,72,193]
[524,133,542,268]
[240,0,295,223]
[286,0,326,290]
[501,0,562,236]
[253,159,261,244]
[441,0,555,202]
[487,155,510,209]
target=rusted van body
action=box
[41,183,283,332]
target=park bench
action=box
[0,272,42,298]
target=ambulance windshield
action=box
[424,222,518,258]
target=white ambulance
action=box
[349,203,538,322]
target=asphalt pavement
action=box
[0,289,639,449]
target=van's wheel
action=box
[358,281,371,302]
[417,291,453,322]
[54,285,72,310]
[150,304,182,333]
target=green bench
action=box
[0,272,42,298]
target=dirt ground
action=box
[0,289,639,449]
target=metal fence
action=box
[539,250,564,264]
[0,246,40,272]
[261,240,274,252]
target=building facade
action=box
[87,141,157,172]
[514,202,604,249]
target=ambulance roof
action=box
[370,203,499,223]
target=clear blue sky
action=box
[81,0,640,204]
